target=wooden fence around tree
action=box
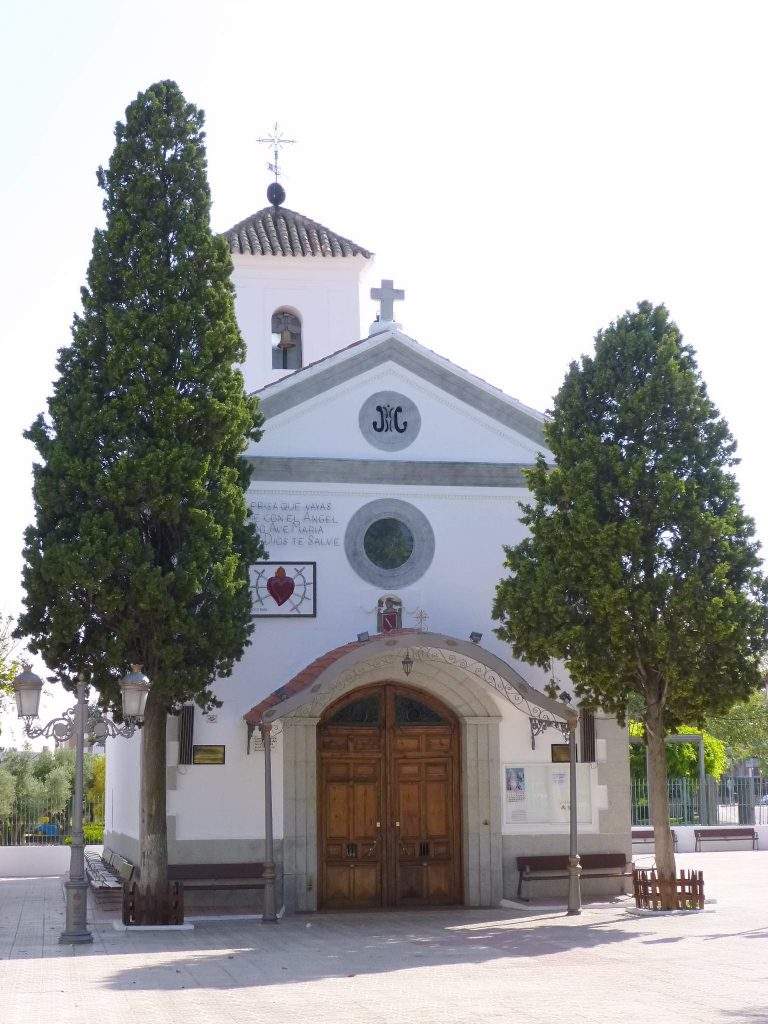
[632,867,705,910]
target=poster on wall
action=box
[250,562,317,617]
[503,763,593,826]
[505,767,526,802]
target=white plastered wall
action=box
[232,255,370,394]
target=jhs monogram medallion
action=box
[359,391,421,451]
[372,403,407,434]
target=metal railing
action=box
[631,775,768,826]
[0,798,104,846]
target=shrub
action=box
[63,822,104,846]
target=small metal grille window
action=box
[178,705,194,765]
[328,695,381,726]
[580,710,596,763]
[395,695,445,725]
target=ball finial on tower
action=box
[267,181,286,207]
[257,122,295,209]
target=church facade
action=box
[105,195,631,912]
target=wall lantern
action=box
[401,650,414,677]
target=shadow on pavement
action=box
[99,907,639,991]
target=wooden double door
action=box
[318,683,462,910]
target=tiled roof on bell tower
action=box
[223,206,372,258]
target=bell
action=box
[278,328,295,351]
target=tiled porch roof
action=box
[243,630,418,725]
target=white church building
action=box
[105,185,632,913]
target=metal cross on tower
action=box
[371,279,405,322]
[256,122,296,181]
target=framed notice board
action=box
[551,743,574,763]
[192,744,225,765]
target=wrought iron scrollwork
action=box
[247,719,283,753]
[23,702,139,742]
[529,717,570,750]
[408,646,573,733]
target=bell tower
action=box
[223,184,373,393]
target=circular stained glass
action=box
[363,518,414,570]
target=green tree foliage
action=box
[628,723,727,781]
[0,749,105,844]
[0,615,21,728]
[16,81,264,917]
[0,768,14,819]
[0,616,20,685]
[0,748,76,843]
[706,690,768,773]
[493,302,768,897]
[85,753,105,807]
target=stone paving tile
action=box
[0,853,766,1023]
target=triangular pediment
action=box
[256,329,548,451]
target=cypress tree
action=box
[493,302,768,902]
[17,81,264,921]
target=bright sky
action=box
[2,0,767,675]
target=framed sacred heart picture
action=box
[250,562,317,618]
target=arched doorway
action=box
[318,682,462,910]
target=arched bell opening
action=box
[271,307,302,370]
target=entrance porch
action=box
[244,630,580,914]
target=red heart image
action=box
[267,567,295,607]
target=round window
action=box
[363,518,414,569]
[345,499,435,588]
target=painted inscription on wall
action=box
[252,499,341,549]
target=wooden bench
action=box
[631,828,679,852]
[87,856,267,911]
[85,850,126,909]
[694,827,758,851]
[516,853,632,901]
[166,862,267,896]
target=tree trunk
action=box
[137,688,169,923]
[645,701,677,908]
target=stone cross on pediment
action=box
[371,279,405,322]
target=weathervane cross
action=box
[371,279,405,322]
[256,121,296,181]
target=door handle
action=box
[394,821,400,827]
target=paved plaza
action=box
[1,853,766,1024]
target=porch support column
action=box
[567,720,582,915]
[259,721,278,923]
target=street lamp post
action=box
[12,664,150,945]
[566,720,582,915]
